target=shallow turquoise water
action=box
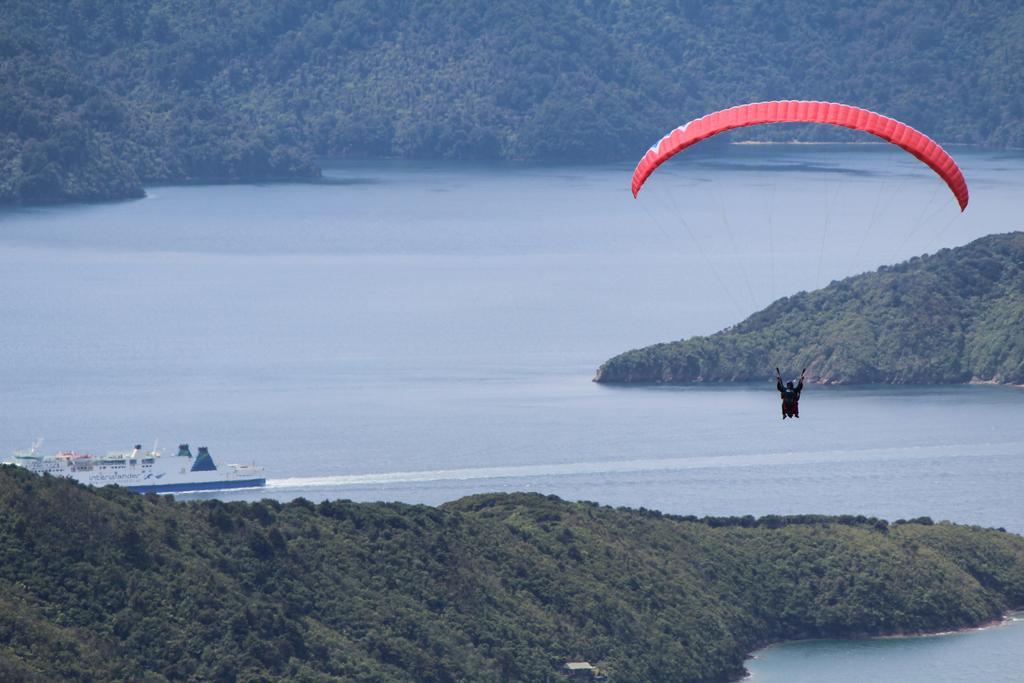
[747,615,1024,682]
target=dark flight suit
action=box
[777,378,803,418]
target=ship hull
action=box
[127,478,266,494]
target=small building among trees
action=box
[562,661,605,680]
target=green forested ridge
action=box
[595,232,1024,385]
[3,1,1024,204]
[2,466,1023,682]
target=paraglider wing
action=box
[631,101,969,211]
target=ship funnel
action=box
[177,444,192,458]
[191,446,216,472]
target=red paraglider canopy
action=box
[631,100,969,211]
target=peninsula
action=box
[596,232,1024,385]
[2,466,1022,681]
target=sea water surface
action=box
[746,614,1024,682]
[2,145,1023,679]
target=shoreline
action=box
[739,611,1023,681]
[2,143,1018,210]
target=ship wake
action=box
[266,441,1023,492]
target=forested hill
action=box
[3,1,1024,204]
[2,466,1024,682]
[595,232,1024,385]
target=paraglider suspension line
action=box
[767,182,777,302]
[640,191,747,323]
[709,184,759,310]
[815,178,836,289]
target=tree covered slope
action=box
[1,466,1023,681]
[595,232,1024,385]
[3,0,1024,203]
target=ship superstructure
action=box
[5,441,265,493]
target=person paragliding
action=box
[776,368,806,419]
[628,101,968,420]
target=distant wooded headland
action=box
[596,232,1024,386]
[3,1,1024,204]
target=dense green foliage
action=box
[1,466,1023,681]
[3,1,1024,203]
[596,232,1024,385]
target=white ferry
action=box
[5,441,266,493]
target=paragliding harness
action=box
[776,368,805,419]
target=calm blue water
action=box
[2,145,1023,679]
[747,614,1024,682]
